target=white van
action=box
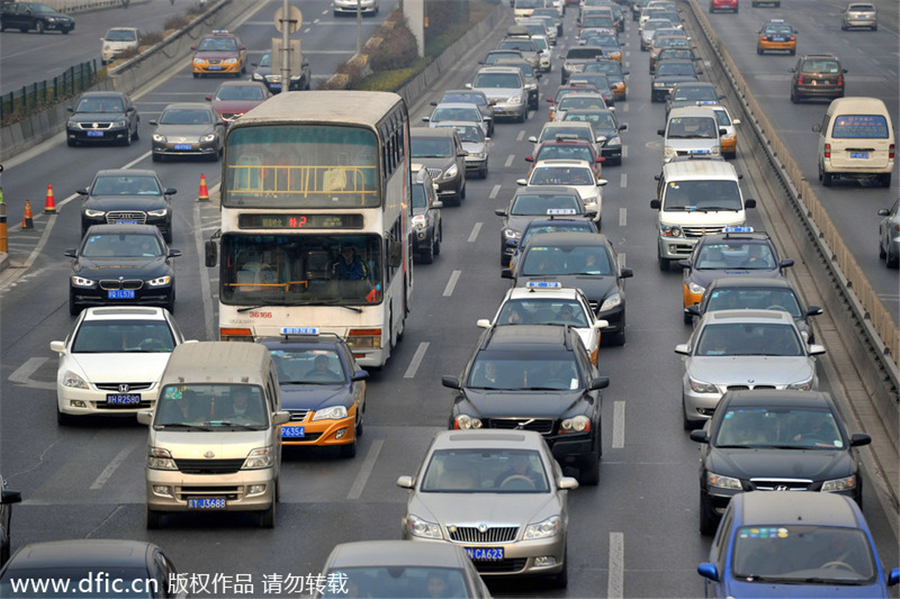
[514,0,550,19]
[138,342,291,529]
[813,96,895,187]
[100,27,139,65]
[650,156,756,270]
[659,106,724,163]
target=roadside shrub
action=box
[368,15,418,72]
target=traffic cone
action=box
[198,174,209,202]
[44,184,57,214]
[22,200,34,230]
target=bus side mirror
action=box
[205,240,218,268]
[388,240,403,268]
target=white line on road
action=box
[490,185,502,199]
[612,401,626,448]
[443,270,462,297]
[622,145,628,159]
[618,253,626,269]
[8,357,54,390]
[504,155,515,168]
[468,222,483,243]
[90,438,142,490]
[620,173,627,188]
[622,102,629,112]
[516,130,525,142]
[608,532,625,599]
[404,342,430,379]
[347,439,384,500]
[619,208,627,227]
[195,188,217,341]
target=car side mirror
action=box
[619,267,633,279]
[149,120,158,126]
[505,239,518,248]
[558,476,579,490]
[689,429,708,443]
[441,375,461,389]
[396,475,414,489]
[678,259,692,269]
[808,344,826,356]
[528,136,538,143]
[137,410,153,426]
[877,208,890,216]
[165,188,177,195]
[593,319,609,330]
[430,101,437,106]
[697,563,719,582]
[590,376,610,390]
[168,249,182,258]
[67,106,74,113]
[650,199,661,209]
[76,188,89,195]
[619,123,628,131]
[516,179,528,186]
[745,199,756,209]
[806,305,823,317]
[685,305,700,317]
[525,156,534,163]
[674,344,690,355]
[273,411,292,426]
[779,258,794,269]
[465,82,473,89]
[352,370,369,382]
[433,200,443,209]
[501,269,514,279]
[888,568,900,586]
[597,179,608,187]
[657,129,665,136]
[476,319,492,329]
[205,96,212,101]
[204,240,218,268]
[495,209,508,216]
[812,123,822,133]
[1,489,21,506]
[64,249,77,258]
[850,433,871,447]
[190,46,197,51]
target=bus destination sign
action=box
[238,213,364,230]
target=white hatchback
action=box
[100,27,139,65]
[50,306,189,424]
[517,159,607,223]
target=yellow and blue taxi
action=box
[191,30,247,78]
[756,19,797,55]
[260,330,368,458]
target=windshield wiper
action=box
[237,305,268,313]
[317,298,364,314]
[155,423,214,431]
[215,422,266,431]
[699,206,739,212]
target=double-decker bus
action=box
[207,91,412,368]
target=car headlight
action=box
[147,276,172,287]
[711,146,721,155]
[412,215,427,229]
[660,224,683,238]
[664,146,677,160]
[599,293,621,312]
[508,95,523,105]
[468,151,485,159]
[706,472,742,490]
[62,370,88,389]
[443,164,459,179]
[223,58,238,65]
[524,515,562,539]
[252,72,263,81]
[689,377,718,394]
[606,136,622,147]
[688,281,706,295]
[201,133,217,143]
[112,120,126,128]
[653,81,667,88]
[406,514,443,539]
[147,208,168,217]
[153,133,166,143]
[147,447,178,470]
[192,58,206,65]
[503,228,521,240]
[455,414,482,430]
[83,209,105,218]
[560,415,590,433]
[787,378,814,391]
[821,475,856,493]
[71,276,95,288]
[242,446,274,470]
[312,405,349,421]
[721,134,736,142]
[47,16,57,22]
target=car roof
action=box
[721,389,834,410]
[81,306,170,321]
[79,91,126,98]
[84,223,161,235]
[662,157,739,178]
[513,185,582,197]
[506,285,584,302]
[162,342,271,385]
[476,65,524,75]
[4,540,154,570]
[433,102,480,110]
[523,231,610,248]
[735,492,861,528]
[325,541,469,569]
[532,159,595,169]
[410,126,459,139]
[161,102,213,111]
[430,429,546,450]
[706,276,793,290]
[701,309,795,325]
[257,333,347,351]
[672,81,717,90]
[698,230,771,243]
[482,323,575,349]
[94,168,158,178]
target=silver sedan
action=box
[149,103,225,162]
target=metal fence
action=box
[0,61,101,126]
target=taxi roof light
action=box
[527,281,563,289]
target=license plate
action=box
[688,149,711,154]
[466,547,504,561]
[772,37,785,42]
[207,65,222,71]
[188,497,226,509]
[87,131,104,137]
[106,394,141,405]
[113,219,139,225]
[850,152,869,159]
[174,143,192,151]
[108,289,135,299]
[282,426,305,438]
[270,83,282,90]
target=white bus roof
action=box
[236,91,405,126]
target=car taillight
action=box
[890,144,895,159]
[837,74,843,85]
[824,143,831,158]
[790,34,796,41]
[797,75,804,84]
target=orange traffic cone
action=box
[198,174,210,202]
[22,200,34,229]
[44,184,57,213]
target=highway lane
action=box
[0,2,897,598]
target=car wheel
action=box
[460,182,466,200]
[682,395,696,430]
[480,161,489,179]
[69,291,80,316]
[164,228,172,244]
[340,439,357,458]
[421,241,434,264]
[872,24,877,31]
[146,506,163,529]
[67,138,76,147]
[756,45,762,54]
[790,88,799,104]
[699,492,718,535]
[152,153,162,162]
[56,406,72,426]
[789,48,795,55]
[658,256,670,271]
[258,502,275,528]
[887,250,900,269]
[62,28,70,34]
[192,72,199,78]
[121,129,132,146]
[879,239,887,260]
[841,23,847,30]
[822,170,833,187]
[132,125,140,141]
[553,546,569,588]
[880,173,891,188]
[433,225,441,256]
[166,287,175,314]
[683,310,694,325]
[356,402,365,437]
[35,20,44,34]
[578,452,600,485]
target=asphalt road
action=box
[0,1,897,597]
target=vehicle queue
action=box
[0,0,897,596]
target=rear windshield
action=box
[830,115,889,139]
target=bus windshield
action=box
[224,125,380,208]
[220,234,383,305]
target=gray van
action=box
[138,342,290,529]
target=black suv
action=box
[66,92,140,147]
[410,127,467,206]
[77,169,176,242]
[790,54,846,104]
[442,324,609,485]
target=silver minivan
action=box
[138,342,290,529]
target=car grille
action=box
[208,58,222,65]
[99,399,153,409]
[726,384,777,391]
[449,526,519,544]
[106,211,147,225]
[174,459,245,475]
[99,279,144,290]
[750,478,812,492]
[95,382,154,391]
[473,558,528,574]
[75,122,115,130]
[682,225,726,238]
[488,418,555,435]
[425,167,443,180]
[287,409,310,422]
[265,75,282,83]
[177,486,242,500]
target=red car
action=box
[205,81,271,124]
[709,0,738,12]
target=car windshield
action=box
[521,223,594,247]
[269,348,347,384]
[584,62,621,77]
[666,116,718,138]
[80,233,163,258]
[473,73,522,88]
[511,193,582,215]
[198,37,238,52]
[76,97,124,113]
[411,138,454,158]
[566,47,605,59]
[705,287,802,318]
[530,166,596,186]
[663,180,741,211]
[498,299,590,327]
[731,526,876,583]
[656,37,688,48]
[437,124,484,143]
[421,449,550,493]
[564,111,617,131]
[569,75,612,93]
[155,384,268,428]
[713,108,732,126]
[0,568,158,597]
[582,16,614,27]
[656,62,696,77]
[105,29,136,42]
[673,87,718,101]
[321,567,469,599]
[695,242,776,269]
[258,53,272,68]
[91,175,161,196]
[522,245,613,275]
[695,322,803,357]
[536,144,595,163]
[71,320,175,353]
[499,39,535,52]
[558,96,607,111]
[714,407,843,449]
[431,107,480,123]
[466,354,581,391]
[540,126,591,144]
[216,86,266,101]
[441,92,486,107]
[160,109,212,125]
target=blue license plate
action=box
[108,289,135,299]
[466,547,504,561]
[113,219,139,225]
[270,83,282,90]
[207,65,222,71]
[106,394,141,405]
[87,131,104,137]
[282,426,305,438]
[174,143,192,151]
[187,497,226,509]
[772,37,785,41]
[689,149,711,154]
[850,152,869,159]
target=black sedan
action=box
[0,475,21,566]
[149,102,225,162]
[650,59,701,103]
[66,92,140,147]
[66,224,181,315]
[250,52,312,93]
[0,539,180,597]
[77,169,176,242]
[0,2,73,34]
[691,390,870,535]
[502,232,633,345]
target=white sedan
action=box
[50,306,189,424]
[477,282,607,364]
[517,159,607,223]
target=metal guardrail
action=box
[0,61,100,126]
